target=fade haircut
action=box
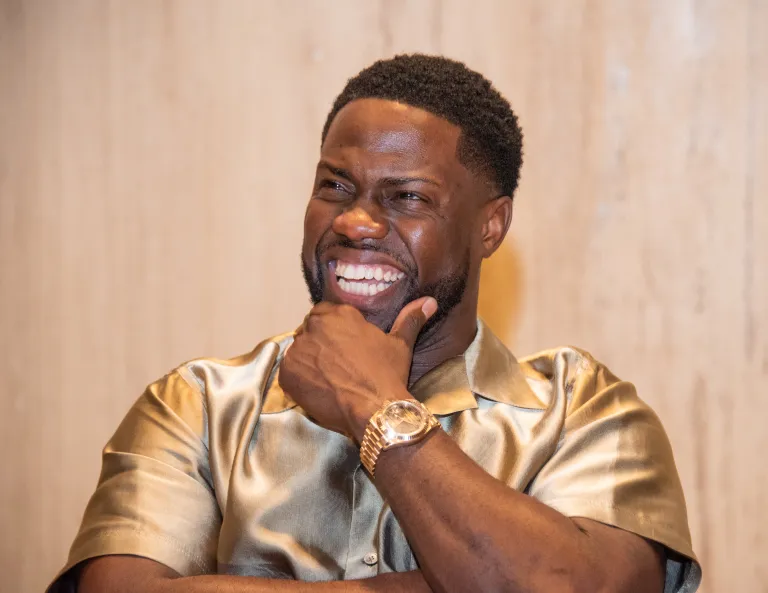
[322,54,524,197]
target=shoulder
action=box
[173,331,295,396]
[135,332,295,418]
[517,346,653,419]
[123,332,296,445]
[518,345,598,389]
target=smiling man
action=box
[50,55,700,593]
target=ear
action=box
[480,196,513,258]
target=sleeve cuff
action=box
[543,498,702,593]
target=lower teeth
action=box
[337,277,394,296]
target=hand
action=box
[278,297,438,442]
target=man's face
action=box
[302,98,494,333]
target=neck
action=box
[408,299,479,388]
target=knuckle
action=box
[401,315,421,335]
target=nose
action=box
[331,201,388,242]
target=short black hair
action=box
[322,54,524,197]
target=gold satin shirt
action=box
[49,320,701,592]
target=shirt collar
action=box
[412,319,546,414]
[261,319,545,415]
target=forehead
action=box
[320,98,465,179]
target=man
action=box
[49,55,700,592]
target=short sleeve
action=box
[526,360,702,593]
[47,370,221,592]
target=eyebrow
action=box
[317,161,442,188]
[318,162,355,182]
[380,176,442,188]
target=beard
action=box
[302,242,469,337]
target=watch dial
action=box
[382,401,426,437]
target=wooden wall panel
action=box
[1,1,765,591]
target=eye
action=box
[320,180,347,192]
[396,191,426,202]
[314,179,353,201]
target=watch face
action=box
[381,401,428,438]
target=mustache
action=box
[316,237,416,275]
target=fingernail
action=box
[421,297,438,317]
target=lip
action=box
[321,246,406,274]
[322,248,409,307]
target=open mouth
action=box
[330,260,405,297]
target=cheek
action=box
[303,202,336,258]
[402,220,466,281]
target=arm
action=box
[78,556,433,593]
[53,359,434,593]
[279,302,667,593]
[362,415,665,593]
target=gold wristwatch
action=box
[360,399,440,478]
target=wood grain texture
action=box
[0,1,765,591]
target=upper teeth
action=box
[335,262,404,282]
[333,261,405,297]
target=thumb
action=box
[389,296,438,349]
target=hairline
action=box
[321,97,503,197]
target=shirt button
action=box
[363,552,378,566]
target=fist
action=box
[278,297,437,441]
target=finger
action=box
[309,302,364,322]
[294,312,312,336]
[388,296,438,349]
[308,302,338,316]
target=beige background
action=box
[1,1,766,592]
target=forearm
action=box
[79,556,433,593]
[373,429,605,593]
[162,572,432,593]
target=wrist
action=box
[348,388,414,444]
[358,397,440,478]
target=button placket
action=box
[343,465,383,578]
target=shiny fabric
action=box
[48,320,701,592]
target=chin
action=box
[319,289,399,331]
[359,309,400,333]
